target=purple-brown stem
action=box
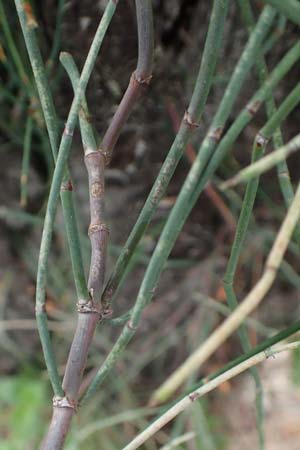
[101,72,151,160]
[41,151,108,449]
[100,0,153,164]
[62,143,108,401]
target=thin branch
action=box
[220,132,300,190]
[20,116,33,207]
[123,341,300,450]
[222,45,300,445]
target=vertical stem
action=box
[100,0,154,165]
[20,116,33,208]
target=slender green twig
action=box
[221,132,300,189]
[101,0,230,314]
[20,116,33,208]
[109,33,300,407]
[123,341,300,450]
[239,0,296,224]
[82,2,274,404]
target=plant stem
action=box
[221,131,300,189]
[20,116,33,208]
[47,0,66,70]
[0,0,29,85]
[123,341,300,450]
[59,53,108,402]
[101,0,230,314]
[82,1,274,404]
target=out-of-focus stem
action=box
[20,116,33,207]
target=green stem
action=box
[0,0,29,85]
[221,132,300,189]
[47,0,66,70]
[20,116,33,208]
[60,53,97,150]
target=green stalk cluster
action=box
[81,2,275,403]
[101,0,230,312]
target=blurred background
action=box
[1,1,300,449]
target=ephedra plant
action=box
[5,0,300,448]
